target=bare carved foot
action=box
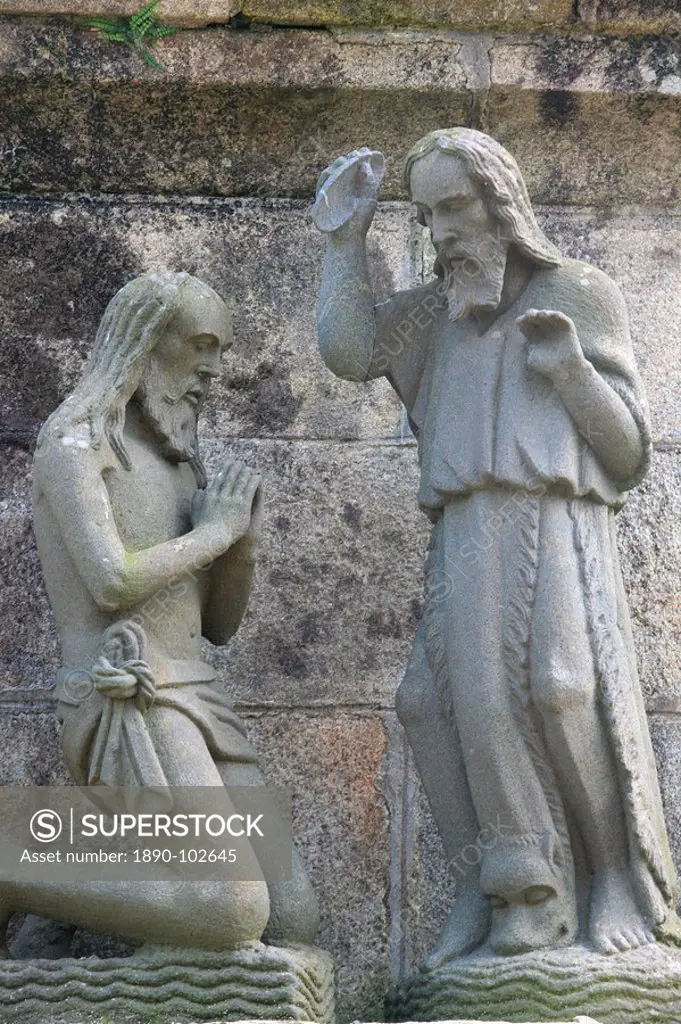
[590,868,655,954]
[421,887,490,970]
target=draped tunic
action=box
[364,258,679,938]
[368,259,650,511]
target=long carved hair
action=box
[404,128,562,270]
[37,272,225,485]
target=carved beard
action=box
[437,238,508,323]
[134,378,206,487]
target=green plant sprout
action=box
[77,0,179,70]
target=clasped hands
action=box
[191,459,263,554]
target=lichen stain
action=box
[538,90,580,128]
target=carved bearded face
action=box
[409,149,511,322]
[134,287,232,464]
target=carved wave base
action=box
[385,943,681,1024]
[0,941,334,1023]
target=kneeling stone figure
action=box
[2,271,318,956]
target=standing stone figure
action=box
[314,130,680,962]
[2,271,318,955]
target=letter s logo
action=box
[30,809,63,843]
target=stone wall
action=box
[1,4,681,1020]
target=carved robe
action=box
[366,258,678,936]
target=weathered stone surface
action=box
[0,0,230,23]
[3,23,681,203]
[0,0,677,34]
[578,0,681,35]
[0,197,410,445]
[0,0,573,28]
[0,944,335,1023]
[650,717,681,871]
[388,943,681,1023]
[400,770,456,975]
[181,437,427,707]
[0,0,230,22]
[492,35,681,98]
[0,704,66,784]
[536,207,681,445]
[239,0,572,29]
[10,0,673,36]
[616,450,681,713]
[0,447,60,693]
[4,200,681,447]
[0,22,470,197]
[247,710,392,1021]
[487,37,681,206]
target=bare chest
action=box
[104,440,196,552]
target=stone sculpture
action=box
[314,130,681,1020]
[0,271,331,1024]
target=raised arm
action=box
[34,441,260,614]
[315,151,382,381]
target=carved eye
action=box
[414,205,431,227]
[441,197,469,213]
[488,895,508,910]
[524,886,554,906]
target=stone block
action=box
[6,198,681,444]
[401,771,456,975]
[487,36,681,206]
[0,704,67,784]
[0,196,411,446]
[4,24,681,203]
[387,944,681,1023]
[0,22,470,197]
[0,943,334,1023]
[245,709,392,1020]
[202,437,427,708]
[0,0,573,28]
[0,447,60,694]
[0,0,230,23]
[239,0,573,29]
[650,717,681,873]
[578,0,681,35]
[617,450,681,713]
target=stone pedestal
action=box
[0,942,334,1023]
[386,944,681,1024]
[379,1019,599,1024]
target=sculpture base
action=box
[386,942,681,1024]
[0,941,334,1023]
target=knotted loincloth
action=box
[55,620,258,787]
